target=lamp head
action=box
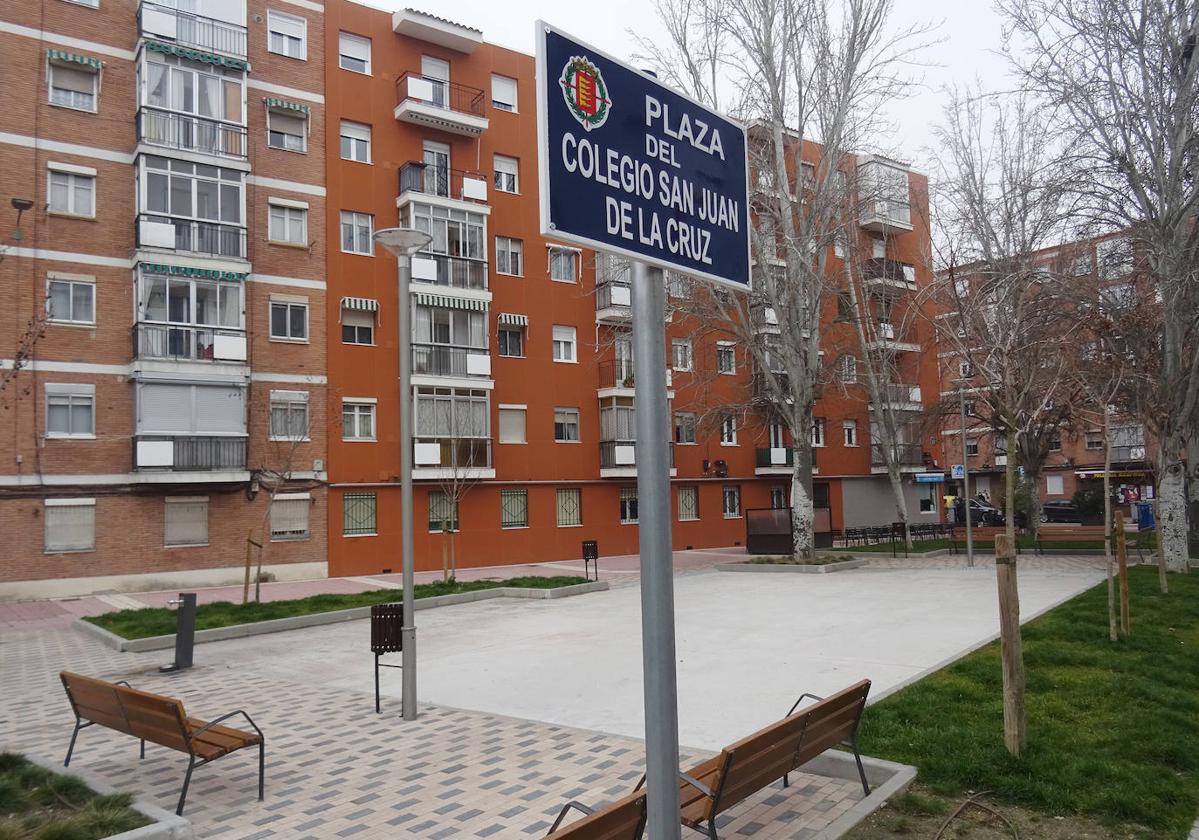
[373,227,432,256]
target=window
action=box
[1046,474,1065,496]
[966,438,980,456]
[1085,430,1104,450]
[268,10,307,59]
[837,355,857,384]
[45,384,94,438]
[270,494,310,540]
[1072,253,1093,276]
[668,272,692,299]
[403,202,486,263]
[48,168,95,217]
[47,276,95,325]
[813,482,830,508]
[338,32,371,74]
[918,485,937,514]
[554,407,580,442]
[165,498,208,547]
[491,74,517,111]
[557,488,582,527]
[498,406,527,444]
[720,415,737,445]
[811,418,826,447]
[343,400,376,441]
[958,360,974,378]
[672,339,692,372]
[48,62,98,111]
[143,52,244,127]
[963,400,977,417]
[1097,237,1134,279]
[1101,282,1136,310]
[45,499,96,552]
[1049,432,1062,452]
[549,247,578,282]
[494,155,519,193]
[343,492,377,536]
[268,202,307,244]
[496,236,523,275]
[677,485,699,521]
[498,326,524,357]
[674,412,696,445]
[843,419,858,447]
[341,211,374,255]
[429,491,459,532]
[339,120,371,163]
[267,110,306,152]
[770,485,787,509]
[722,486,741,518]
[501,488,529,528]
[270,299,308,341]
[552,325,577,363]
[620,487,639,524]
[341,309,374,345]
[269,390,309,440]
[716,342,736,374]
[140,157,245,256]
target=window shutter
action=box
[498,408,526,443]
[340,32,371,62]
[166,499,209,546]
[53,65,96,93]
[139,384,193,432]
[341,120,370,142]
[270,111,305,135]
[270,12,305,38]
[491,74,517,109]
[193,385,246,433]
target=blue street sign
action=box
[915,473,944,484]
[535,22,751,289]
[951,464,966,480]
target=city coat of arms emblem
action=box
[560,55,611,131]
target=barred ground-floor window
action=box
[556,488,582,527]
[343,492,377,536]
[501,488,528,529]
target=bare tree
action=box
[1002,0,1199,569]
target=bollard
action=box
[160,592,197,673]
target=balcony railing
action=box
[137,108,247,159]
[133,323,246,363]
[863,258,916,288]
[137,1,249,60]
[134,435,247,471]
[598,359,636,389]
[410,253,488,290]
[871,442,924,467]
[136,213,247,259]
[396,71,486,118]
[412,344,490,377]
[755,447,795,468]
[398,161,488,203]
[1110,444,1148,462]
[600,440,674,469]
[868,322,918,347]
[414,437,492,469]
[876,383,922,405]
[596,282,632,313]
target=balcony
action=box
[412,344,492,379]
[871,442,925,472]
[413,437,494,479]
[398,161,488,205]
[755,446,794,476]
[134,435,247,472]
[137,1,249,61]
[136,214,247,260]
[858,160,913,233]
[410,253,488,291]
[596,282,632,322]
[394,72,488,137]
[137,108,247,160]
[863,258,916,292]
[598,359,636,390]
[599,440,674,476]
[865,322,920,353]
[870,383,922,412]
[1110,444,1148,462]
[133,323,247,364]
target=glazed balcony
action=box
[871,442,925,469]
[412,343,492,378]
[599,440,674,474]
[410,253,488,291]
[862,258,916,292]
[596,281,632,322]
[138,1,249,60]
[413,437,494,479]
[394,72,488,137]
[136,213,247,260]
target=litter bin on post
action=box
[160,592,196,673]
[371,603,403,713]
[581,540,598,582]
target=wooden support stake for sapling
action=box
[1116,511,1130,634]
[994,533,1026,756]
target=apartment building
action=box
[0,0,329,597]
[321,3,941,577]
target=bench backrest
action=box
[792,680,871,768]
[61,671,192,753]
[547,791,646,840]
[700,710,810,817]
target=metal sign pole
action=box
[959,386,974,567]
[631,260,682,840]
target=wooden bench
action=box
[544,790,646,838]
[60,671,265,815]
[672,679,872,840]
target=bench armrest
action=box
[547,801,595,834]
[188,709,264,743]
[787,692,825,716]
[678,771,713,798]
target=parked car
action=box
[1040,499,1080,523]
[969,499,1006,526]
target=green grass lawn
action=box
[0,753,149,840]
[857,568,1199,837]
[85,575,588,640]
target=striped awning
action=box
[145,39,249,71]
[341,296,378,312]
[414,292,488,312]
[264,96,310,115]
[497,313,528,326]
[47,48,103,69]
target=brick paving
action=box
[0,622,865,838]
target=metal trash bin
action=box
[582,540,598,581]
[371,603,403,713]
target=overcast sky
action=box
[363,0,1016,174]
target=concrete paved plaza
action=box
[0,554,1107,838]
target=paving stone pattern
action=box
[0,624,863,838]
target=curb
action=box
[714,559,869,574]
[76,580,609,653]
[805,751,917,840]
[20,753,193,840]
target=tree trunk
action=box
[1024,466,1043,541]
[1188,437,1199,565]
[791,454,814,559]
[1160,457,1189,572]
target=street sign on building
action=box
[951,464,966,480]
[535,22,751,289]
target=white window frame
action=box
[491,73,518,112]
[48,61,99,112]
[270,493,310,541]
[716,341,736,375]
[341,211,374,255]
[674,411,696,445]
[958,360,974,378]
[44,498,96,553]
[338,31,372,75]
[842,419,858,447]
[498,325,525,358]
[498,405,527,444]
[342,399,377,442]
[500,488,529,529]
[671,338,693,372]
[838,355,857,384]
[45,383,95,439]
[267,9,307,60]
[554,407,581,443]
[47,164,96,218]
[722,485,741,519]
[496,236,523,276]
[552,325,577,363]
[341,308,375,346]
[720,414,737,446]
[549,246,578,283]
[494,154,519,193]
[46,273,95,325]
[620,487,639,524]
[811,418,826,448]
[966,437,980,456]
[165,497,209,547]
[268,199,308,245]
[269,298,308,342]
[267,109,307,153]
[1046,474,1065,496]
[269,389,310,441]
[339,120,371,164]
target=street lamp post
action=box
[374,226,433,721]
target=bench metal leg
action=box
[258,740,265,801]
[706,820,719,840]
[64,720,86,766]
[140,739,145,760]
[850,735,871,797]
[177,757,197,816]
